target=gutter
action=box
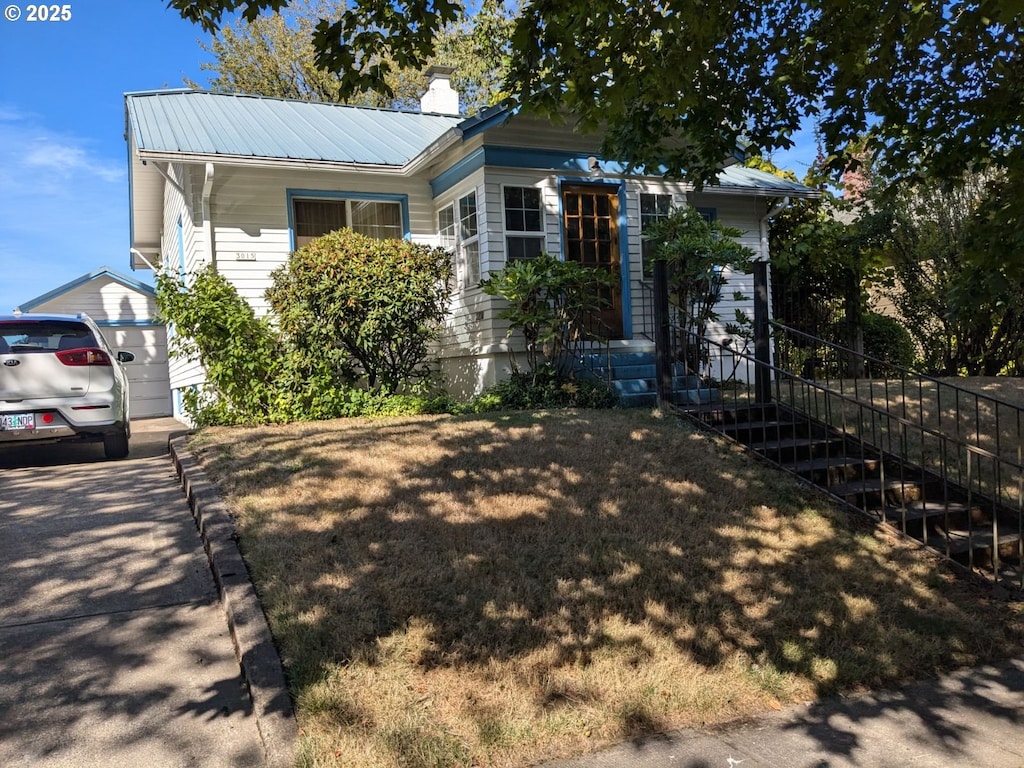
[136,150,414,176]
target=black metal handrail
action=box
[671,321,1024,592]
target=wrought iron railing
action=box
[666,318,1024,592]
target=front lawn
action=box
[188,409,1023,768]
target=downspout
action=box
[202,162,216,268]
[753,196,790,403]
[760,196,790,260]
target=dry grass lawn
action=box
[188,409,1024,768]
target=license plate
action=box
[0,413,35,431]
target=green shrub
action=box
[861,311,916,372]
[480,254,616,375]
[156,265,284,425]
[267,228,454,396]
[466,364,619,411]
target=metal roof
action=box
[712,165,819,197]
[125,90,464,167]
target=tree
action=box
[185,0,514,112]
[171,1,1023,183]
[875,173,1024,376]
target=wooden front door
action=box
[562,185,623,338]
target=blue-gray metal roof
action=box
[125,90,464,166]
[713,165,819,196]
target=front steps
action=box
[694,402,1024,594]
[580,351,720,408]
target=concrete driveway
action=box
[0,419,268,767]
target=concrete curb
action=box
[170,436,297,768]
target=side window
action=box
[438,192,480,289]
[639,193,672,277]
[640,192,672,233]
[459,192,480,286]
[503,186,545,261]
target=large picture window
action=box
[292,196,403,248]
[503,186,545,261]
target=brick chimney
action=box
[420,65,460,116]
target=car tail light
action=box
[56,347,112,366]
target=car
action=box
[0,311,134,459]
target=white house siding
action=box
[206,165,439,316]
[481,114,605,154]
[689,191,770,385]
[163,163,207,418]
[152,158,777,402]
[432,169,510,396]
[28,277,172,419]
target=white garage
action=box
[17,267,172,419]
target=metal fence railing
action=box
[668,317,1024,593]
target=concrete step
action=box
[927,527,1023,555]
[747,436,846,461]
[673,388,722,405]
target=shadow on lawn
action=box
[195,410,1022,764]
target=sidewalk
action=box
[0,418,291,768]
[545,659,1024,767]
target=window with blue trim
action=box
[438,191,480,288]
[293,197,402,247]
[503,186,545,261]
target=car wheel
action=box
[103,429,130,460]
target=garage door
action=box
[101,325,172,419]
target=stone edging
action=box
[169,436,297,768]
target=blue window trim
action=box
[556,176,632,340]
[286,189,411,250]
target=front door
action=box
[562,185,623,338]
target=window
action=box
[640,193,672,277]
[503,186,545,261]
[292,197,403,248]
[640,192,673,233]
[438,191,480,288]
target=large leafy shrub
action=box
[156,265,282,425]
[266,229,454,396]
[480,254,616,376]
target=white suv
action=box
[0,312,134,459]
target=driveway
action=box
[0,419,267,767]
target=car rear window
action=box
[0,321,98,354]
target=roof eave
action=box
[134,150,411,175]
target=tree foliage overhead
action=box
[170,0,1023,182]
[182,0,514,112]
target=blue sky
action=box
[0,0,209,312]
[0,2,817,314]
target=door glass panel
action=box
[561,185,622,338]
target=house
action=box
[124,69,817,418]
[16,267,172,418]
